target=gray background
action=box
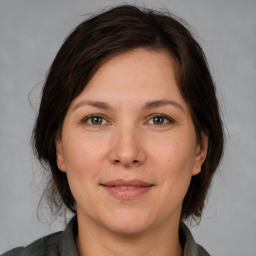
[0,0,255,255]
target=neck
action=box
[76,214,182,256]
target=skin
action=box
[56,48,208,256]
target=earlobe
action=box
[55,138,66,173]
[192,132,208,176]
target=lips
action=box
[101,179,153,200]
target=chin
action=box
[107,222,151,236]
[101,209,155,236]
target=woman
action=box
[2,5,224,256]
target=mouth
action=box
[100,179,154,200]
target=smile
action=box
[116,186,139,189]
[101,179,154,200]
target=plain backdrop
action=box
[0,0,255,255]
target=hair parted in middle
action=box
[33,5,224,221]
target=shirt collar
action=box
[59,216,202,256]
[59,216,79,256]
[180,222,199,256]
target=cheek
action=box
[151,135,196,172]
[60,132,112,203]
[61,137,102,203]
[62,131,108,172]
[149,133,196,193]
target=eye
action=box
[83,115,109,126]
[147,114,173,126]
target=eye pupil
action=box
[91,116,103,125]
[153,116,165,125]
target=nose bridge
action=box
[109,120,145,167]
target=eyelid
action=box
[80,113,174,126]
[146,114,174,125]
[81,114,110,125]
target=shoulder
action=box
[197,244,211,256]
[1,231,62,256]
[180,222,211,256]
[1,216,78,256]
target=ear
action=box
[192,132,208,176]
[55,137,66,173]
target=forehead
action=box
[70,48,185,108]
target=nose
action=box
[108,124,146,168]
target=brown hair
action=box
[33,5,224,221]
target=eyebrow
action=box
[142,100,184,112]
[72,99,184,113]
[72,100,113,111]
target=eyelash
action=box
[82,114,109,126]
[81,114,174,127]
[147,114,174,126]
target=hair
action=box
[33,4,224,221]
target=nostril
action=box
[133,160,139,163]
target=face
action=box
[56,48,208,235]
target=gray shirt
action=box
[1,216,210,256]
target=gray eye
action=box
[147,115,172,126]
[85,115,107,125]
[152,116,165,125]
[90,116,103,125]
